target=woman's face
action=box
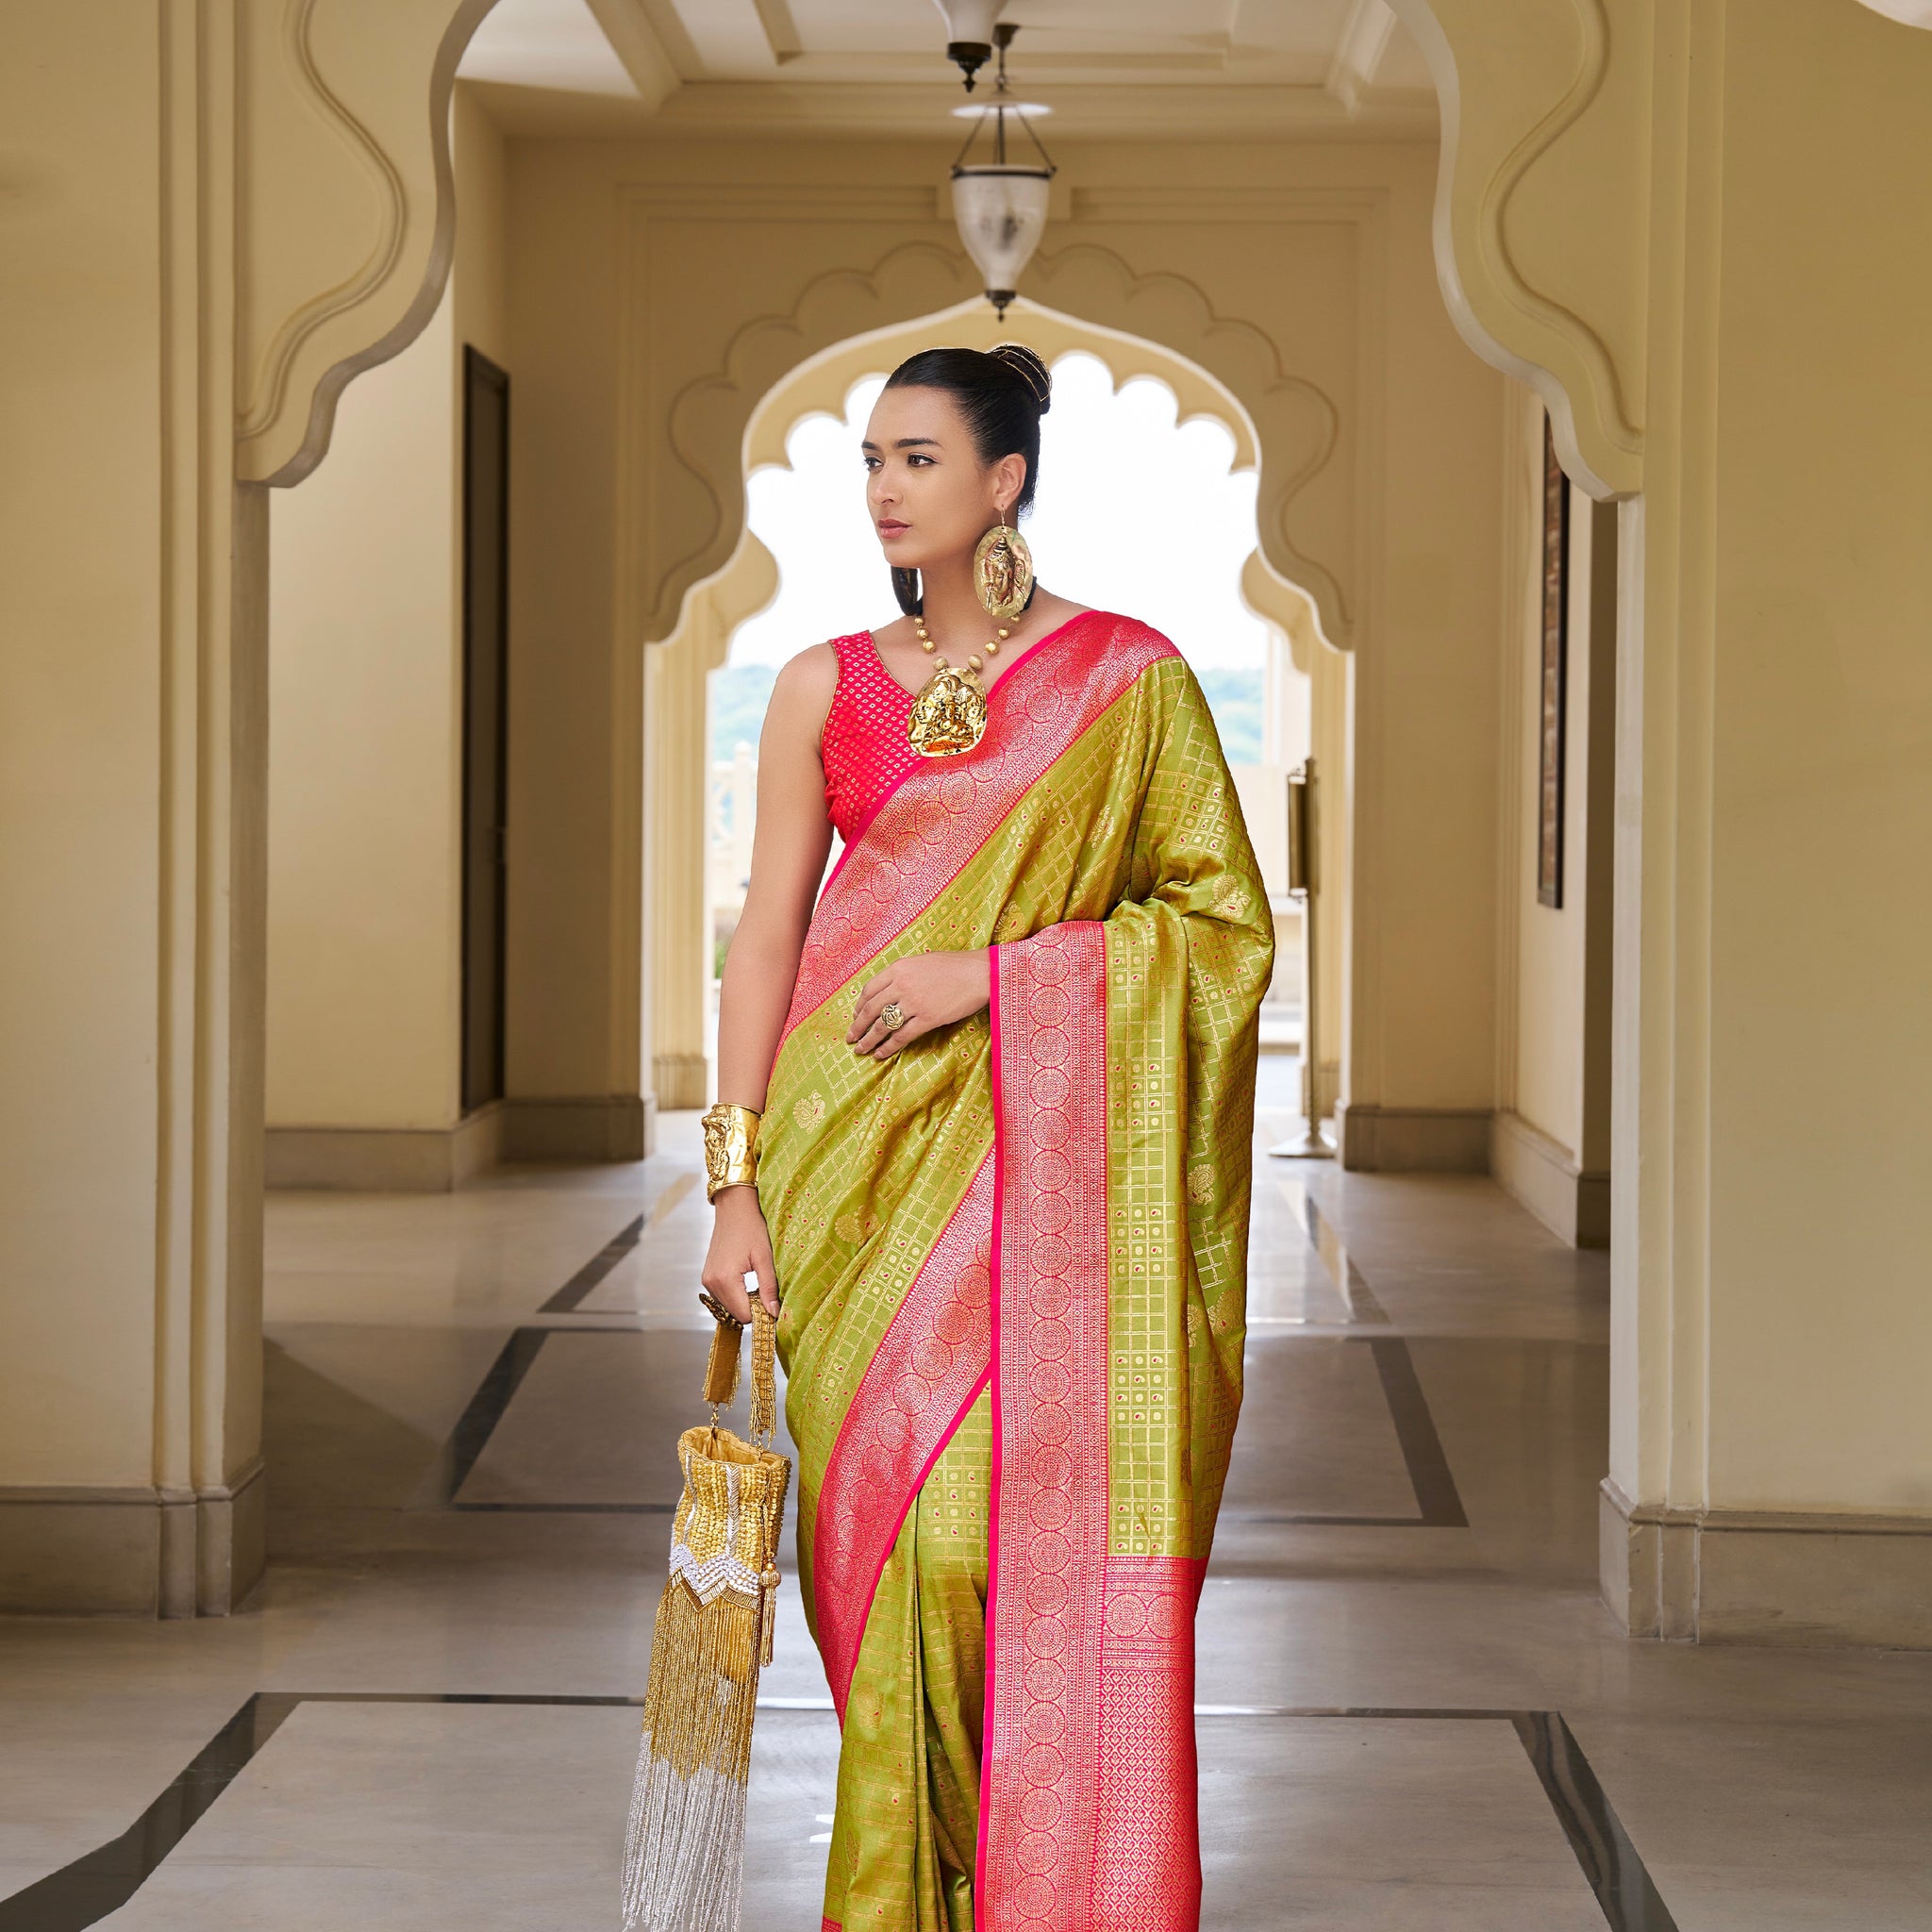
[862,384,1024,575]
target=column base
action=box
[266,1093,656,1187]
[1601,1477,1932,1648]
[502,1093,652,1162]
[0,1458,266,1618]
[266,1101,507,1191]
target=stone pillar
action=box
[1400,0,1932,1644]
[0,0,487,1612]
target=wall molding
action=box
[1337,1103,1492,1173]
[1602,1478,1932,1650]
[1491,1108,1608,1247]
[0,1460,265,1618]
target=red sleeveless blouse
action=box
[820,630,924,844]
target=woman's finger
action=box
[847,977,892,1042]
[854,1002,916,1057]
[749,1244,781,1317]
[701,1266,755,1324]
[870,1011,928,1058]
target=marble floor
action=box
[4,1063,1930,1928]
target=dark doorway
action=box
[460,347,509,1114]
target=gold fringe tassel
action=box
[622,1307,790,1932]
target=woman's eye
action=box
[908,454,934,467]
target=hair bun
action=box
[989,342,1051,414]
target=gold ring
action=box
[881,1001,906,1031]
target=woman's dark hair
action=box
[882,343,1052,615]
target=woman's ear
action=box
[994,451,1028,519]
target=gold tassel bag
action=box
[622,1294,791,1932]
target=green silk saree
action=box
[759,610,1273,1932]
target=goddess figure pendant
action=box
[908,662,988,757]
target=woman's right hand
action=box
[701,1186,780,1322]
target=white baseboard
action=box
[1490,1109,1609,1247]
[1602,1477,1932,1649]
[1336,1103,1491,1173]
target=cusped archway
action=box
[642,303,1342,1107]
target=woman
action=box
[699,344,1273,1932]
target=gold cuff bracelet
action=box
[701,1101,762,1202]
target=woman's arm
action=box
[702,644,838,1322]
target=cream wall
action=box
[503,133,1506,1165]
[1491,387,1614,1244]
[267,295,460,1132]
[265,88,508,1171]
[1699,5,1932,1519]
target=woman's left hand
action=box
[847,948,991,1059]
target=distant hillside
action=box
[710,663,779,760]
[709,658,1263,764]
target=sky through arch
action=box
[714,351,1270,761]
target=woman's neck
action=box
[916,554,1030,647]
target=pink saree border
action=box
[811,1151,996,1721]
[977,924,1205,1932]
[781,614,1177,1048]
[980,923,1112,1929]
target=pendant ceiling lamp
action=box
[930,0,1005,92]
[948,25,1057,321]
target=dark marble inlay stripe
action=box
[539,1213,645,1312]
[1227,1335,1468,1529]
[0,1694,1674,1932]
[1368,1334,1468,1527]
[1514,1712,1681,1932]
[416,1324,650,1506]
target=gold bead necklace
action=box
[911,610,1013,688]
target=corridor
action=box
[2,1065,1927,1931]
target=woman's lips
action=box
[877,521,909,539]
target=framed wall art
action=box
[1538,410,1571,909]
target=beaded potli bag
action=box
[621,1293,790,1932]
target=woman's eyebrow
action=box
[859,436,943,452]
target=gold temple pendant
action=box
[908,663,988,757]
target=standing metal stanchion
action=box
[1271,758,1334,1159]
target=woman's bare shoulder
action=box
[774,638,841,701]
[760,637,848,753]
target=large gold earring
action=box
[973,513,1034,622]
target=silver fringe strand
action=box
[621,1740,750,1932]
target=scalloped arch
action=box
[240,0,500,487]
[641,237,1354,649]
[1388,0,1646,499]
[699,297,1336,666]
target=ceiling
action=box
[457,0,1439,140]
